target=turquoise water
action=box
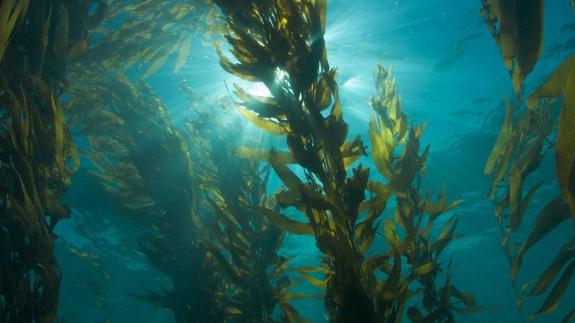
[52,1,575,322]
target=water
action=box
[42,1,575,322]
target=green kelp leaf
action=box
[254,207,313,235]
[532,259,575,317]
[527,54,575,110]
[174,36,191,72]
[512,196,571,280]
[0,0,29,62]
[530,248,575,296]
[480,0,544,95]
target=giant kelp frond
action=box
[483,7,575,321]
[213,1,383,321]
[0,1,105,321]
[66,70,227,323]
[480,0,544,96]
[368,65,474,322]
[214,1,471,322]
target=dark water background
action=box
[53,1,575,322]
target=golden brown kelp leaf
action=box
[564,307,575,323]
[215,2,469,322]
[511,196,571,281]
[484,101,514,179]
[1,1,105,321]
[528,54,575,221]
[255,207,314,235]
[202,132,301,322]
[531,259,575,318]
[77,0,216,77]
[480,0,544,95]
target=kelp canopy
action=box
[0,0,574,322]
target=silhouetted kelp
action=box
[0,1,105,321]
[65,71,226,323]
[483,2,575,322]
[65,63,303,321]
[213,1,476,322]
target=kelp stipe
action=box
[213,1,475,321]
[0,1,105,321]
[483,2,575,321]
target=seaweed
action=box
[74,0,218,76]
[198,127,306,322]
[65,70,227,323]
[480,0,544,97]
[483,4,575,321]
[213,1,474,322]
[0,1,105,321]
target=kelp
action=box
[368,65,473,322]
[480,0,545,96]
[65,71,226,323]
[0,1,105,321]
[74,0,218,76]
[200,131,306,322]
[213,1,473,321]
[483,5,575,321]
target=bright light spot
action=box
[248,82,272,97]
[343,77,361,90]
[274,68,288,83]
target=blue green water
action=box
[53,1,575,322]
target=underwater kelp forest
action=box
[1,0,575,323]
